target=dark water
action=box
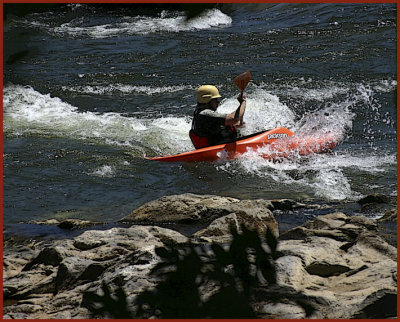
[3,4,397,234]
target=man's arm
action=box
[225,94,246,127]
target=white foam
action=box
[42,9,232,38]
[293,103,354,141]
[3,84,192,154]
[312,169,360,201]
[259,78,396,104]
[62,84,193,96]
[372,79,397,93]
[233,146,396,201]
[286,84,348,101]
[4,83,395,202]
[90,165,115,177]
[219,81,395,201]
[218,87,296,135]
[306,152,396,173]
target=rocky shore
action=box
[3,193,397,319]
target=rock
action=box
[253,284,330,319]
[270,199,306,211]
[355,231,397,261]
[352,289,397,319]
[269,212,397,319]
[3,195,397,319]
[55,257,100,293]
[358,193,391,205]
[378,208,397,223]
[23,247,65,271]
[3,225,189,319]
[376,208,397,247]
[119,193,239,224]
[358,193,395,214]
[305,261,350,277]
[256,301,306,319]
[193,209,278,244]
[119,193,274,228]
[3,245,39,279]
[346,215,377,229]
[4,267,58,300]
[58,219,102,230]
[31,219,60,225]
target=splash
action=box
[3,84,192,155]
[90,165,115,177]
[217,87,297,135]
[21,9,232,39]
[62,84,193,96]
[3,82,395,202]
[215,80,395,201]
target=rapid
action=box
[3,4,396,234]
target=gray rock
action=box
[4,267,57,300]
[378,208,397,223]
[3,225,189,319]
[3,195,397,319]
[55,257,99,293]
[31,219,60,225]
[352,289,397,319]
[358,193,391,205]
[270,213,397,319]
[270,199,306,211]
[58,219,103,230]
[376,208,397,247]
[23,247,65,271]
[193,209,278,244]
[119,193,274,227]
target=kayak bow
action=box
[149,127,337,162]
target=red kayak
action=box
[149,127,337,162]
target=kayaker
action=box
[190,85,246,149]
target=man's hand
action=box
[234,121,246,129]
[237,93,246,103]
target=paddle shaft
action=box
[233,71,251,125]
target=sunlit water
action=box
[3,4,396,234]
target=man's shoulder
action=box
[199,109,227,119]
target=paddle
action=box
[233,71,251,125]
[234,70,251,94]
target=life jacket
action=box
[189,130,210,149]
[190,105,237,148]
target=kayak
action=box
[149,127,337,162]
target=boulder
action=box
[58,219,103,230]
[270,199,306,211]
[358,193,391,205]
[266,212,397,319]
[376,208,397,247]
[358,193,395,214]
[193,209,278,244]
[3,196,397,320]
[119,193,274,227]
[23,247,65,271]
[3,225,189,319]
[190,211,397,319]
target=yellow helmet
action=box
[196,85,221,103]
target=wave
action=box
[19,8,232,38]
[260,78,397,102]
[5,75,392,152]
[4,83,348,156]
[3,82,396,201]
[2,79,376,154]
[62,84,194,96]
[3,84,192,155]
